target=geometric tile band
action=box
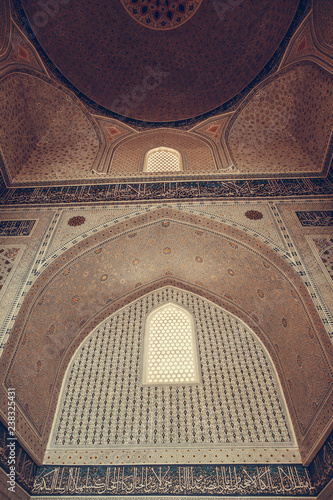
[0,247,20,292]
[0,219,36,236]
[1,179,333,206]
[295,211,333,226]
[31,464,315,497]
[48,287,292,456]
[313,237,333,282]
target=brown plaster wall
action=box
[0,208,332,465]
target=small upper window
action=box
[143,303,200,385]
[143,147,182,172]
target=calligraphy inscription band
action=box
[32,464,315,496]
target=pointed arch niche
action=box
[45,286,298,466]
[143,147,183,172]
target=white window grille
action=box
[143,302,200,385]
[144,147,182,172]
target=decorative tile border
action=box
[1,178,333,206]
[0,420,37,493]
[296,211,333,226]
[305,235,333,288]
[0,415,332,496]
[30,497,317,500]
[308,428,333,494]
[31,464,315,497]
[0,219,37,236]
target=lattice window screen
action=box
[143,303,199,385]
[145,148,181,172]
[48,287,292,450]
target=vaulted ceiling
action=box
[0,0,332,186]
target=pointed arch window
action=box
[143,303,200,385]
[143,147,182,172]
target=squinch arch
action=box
[0,208,332,466]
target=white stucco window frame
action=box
[142,302,201,386]
[143,147,183,172]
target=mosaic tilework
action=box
[271,205,333,343]
[2,207,332,467]
[0,420,37,494]
[308,427,333,494]
[31,464,314,497]
[296,211,333,226]
[2,423,331,497]
[45,207,141,259]
[48,287,292,459]
[0,219,36,237]
[30,497,314,500]
[44,445,300,467]
[0,248,20,291]
[44,203,285,266]
[306,236,333,290]
[1,178,332,206]
[15,0,306,126]
[184,203,285,251]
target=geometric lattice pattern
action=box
[50,287,292,449]
[313,237,333,281]
[0,220,36,236]
[144,303,199,385]
[0,247,20,291]
[145,148,181,172]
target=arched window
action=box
[46,287,295,464]
[143,302,200,385]
[143,147,182,172]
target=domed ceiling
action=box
[20,0,300,123]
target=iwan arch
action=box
[1,0,333,497]
[1,209,332,472]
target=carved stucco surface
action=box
[109,129,216,175]
[0,74,100,182]
[45,286,295,466]
[0,209,332,464]
[227,63,333,174]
